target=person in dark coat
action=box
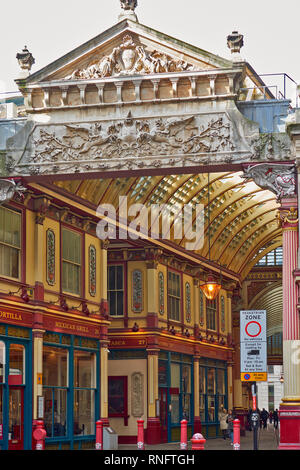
[261,408,269,429]
[273,409,279,429]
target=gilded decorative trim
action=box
[185,282,191,323]
[46,229,55,286]
[158,271,164,316]
[220,295,225,332]
[132,269,143,313]
[89,245,97,297]
[199,290,204,327]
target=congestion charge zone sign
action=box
[240,310,267,382]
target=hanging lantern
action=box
[200,272,221,300]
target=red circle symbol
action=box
[245,321,261,337]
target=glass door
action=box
[8,387,24,450]
[159,388,168,443]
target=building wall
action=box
[107,358,147,437]
[257,365,284,411]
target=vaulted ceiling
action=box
[52,170,281,280]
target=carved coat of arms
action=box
[66,35,196,80]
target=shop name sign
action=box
[0,310,22,321]
[240,310,267,382]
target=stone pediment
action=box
[22,20,232,85]
[64,34,199,80]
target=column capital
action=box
[277,204,298,231]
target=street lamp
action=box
[199,173,222,300]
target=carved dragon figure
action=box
[242,164,296,200]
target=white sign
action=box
[240,310,267,379]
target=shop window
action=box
[217,369,226,410]
[108,376,128,423]
[44,388,67,438]
[168,271,181,321]
[0,207,21,279]
[73,351,96,436]
[108,265,124,316]
[62,228,81,295]
[0,342,5,383]
[0,386,3,439]
[199,367,206,422]
[43,346,68,387]
[182,364,191,421]
[206,299,217,331]
[170,363,180,424]
[199,362,228,427]
[9,344,25,385]
[43,346,68,438]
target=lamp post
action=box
[199,173,222,301]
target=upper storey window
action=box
[62,228,82,295]
[0,207,21,279]
[168,271,181,321]
[108,265,124,317]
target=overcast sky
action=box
[1,0,299,103]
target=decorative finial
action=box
[16,45,35,77]
[119,0,138,22]
[227,31,244,62]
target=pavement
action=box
[118,425,280,451]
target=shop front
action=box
[0,324,32,451]
[198,359,228,439]
[158,351,194,442]
[42,331,100,450]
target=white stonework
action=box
[257,365,284,412]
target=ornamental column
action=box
[99,240,110,426]
[145,257,161,444]
[193,351,201,433]
[278,198,300,449]
[99,324,110,427]
[227,291,234,411]
[242,162,299,447]
[146,344,160,444]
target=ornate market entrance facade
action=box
[1,0,300,449]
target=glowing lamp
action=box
[200,273,221,300]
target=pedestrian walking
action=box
[227,409,236,444]
[218,408,229,439]
[261,408,269,429]
[273,409,279,429]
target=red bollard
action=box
[191,433,206,450]
[180,420,188,450]
[33,420,46,450]
[233,419,240,450]
[137,419,145,450]
[96,420,103,450]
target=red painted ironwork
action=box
[137,419,144,450]
[96,420,103,450]
[191,433,206,450]
[233,419,241,450]
[33,420,46,450]
[180,419,188,450]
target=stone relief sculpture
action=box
[66,35,196,79]
[242,163,296,200]
[13,114,237,175]
[131,372,143,417]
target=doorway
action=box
[159,388,168,443]
[8,387,24,450]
